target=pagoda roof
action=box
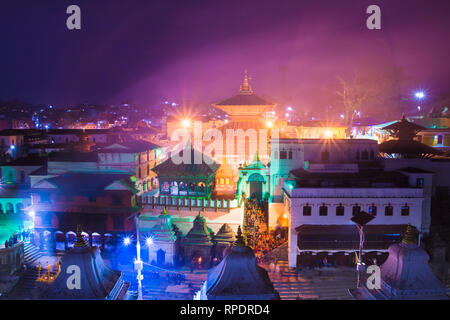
[43,227,129,300]
[152,145,219,177]
[214,93,274,107]
[379,139,442,158]
[150,208,177,242]
[383,115,425,132]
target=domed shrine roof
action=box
[198,226,280,300]
[350,224,448,300]
[42,225,129,300]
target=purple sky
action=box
[0,0,449,113]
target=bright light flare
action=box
[266,121,273,128]
[146,237,153,246]
[28,210,35,218]
[324,130,332,138]
[415,91,425,99]
[181,119,191,128]
[123,237,131,246]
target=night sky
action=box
[0,0,449,112]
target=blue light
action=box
[146,237,153,246]
[10,145,15,150]
[123,237,131,246]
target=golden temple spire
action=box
[239,69,253,94]
[162,207,168,215]
[74,224,87,247]
[402,224,418,245]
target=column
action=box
[101,234,105,251]
[38,231,45,251]
[288,226,298,268]
[64,233,68,251]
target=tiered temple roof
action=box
[214,223,236,247]
[43,225,129,300]
[184,213,213,247]
[150,207,177,243]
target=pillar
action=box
[64,233,68,251]
[101,234,106,251]
[288,226,298,268]
[89,232,93,248]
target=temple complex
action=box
[195,227,280,300]
[349,224,448,300]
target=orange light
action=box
[181,119,191,128]
[266,121,273,128]
[324,130,332,138]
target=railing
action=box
[141,196,240,211]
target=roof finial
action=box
[240,69,253,94]
[162,207,168,215]
[402,224,418,245]
[74,224,87,247]
[235,225,246,247]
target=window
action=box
[352,205,361,216]
[437,135,443,145]
[88,196,96,203]
[401,206,410,216]
[274,151,278,159]
[288,151,293,159]
[369,206,377,216]
[321,151,330,162]
[417,135,422,143]
[336,205,345,216]
[361,151,369,160]
[385,205,393,216]
[319,205,328,216]
[303,206,312,216]
[416,178,424,188]
[280,151,287,159]
[356,151,360,160]
[370,150,375,160]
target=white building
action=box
[284,164,429,268]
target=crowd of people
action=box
[2,228,32,248]
[243,197,287,264]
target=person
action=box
[4,240,8,248]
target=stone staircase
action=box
[267,260,356,300]
[23,242,43,265]
[1,268,41,300]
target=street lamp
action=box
[414,91,426,113]
[134,214,143,300]
[350,211,375,288]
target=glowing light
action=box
[28,210,35,218]
[181,119,191,128]
[266,121,273,128]
[415,91,425,99]
[340,114,345,119]
[146,237,153,246]
[287,106,293,111]
[123,237,131,246]
[283,213,288,219]
[324,130,332,138]
[10,145,15,150]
